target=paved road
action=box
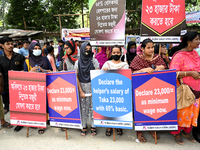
[1,112,199,150]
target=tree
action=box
[42,0,89,31]
[5,0,44,30]
[0,0,9,31]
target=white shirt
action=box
[102,60,129,70]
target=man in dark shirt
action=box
[0,36,25,131]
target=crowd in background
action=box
[0,32,200,145]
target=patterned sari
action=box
[129,54,167,72]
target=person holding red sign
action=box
[24,41,53,134]
[102,45,129,136]
[170,32,200,145]
[0,37,25,131]
[75,42,99,136]
[129,38,167,143]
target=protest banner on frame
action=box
[140,0,186,43]
[9,71,46,128]
[132,70,178,131]
[62,28,90,41]
[46,71,82,129]
[91,69,133,129]
[89,0,126,46]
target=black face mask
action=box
[85,50,92,56]
[111,55,121,61]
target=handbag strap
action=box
[176,71,183,85]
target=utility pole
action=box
[81,0,84,28]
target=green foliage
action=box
[5,0,44,30]
[185,0,200,26]
[5,0,89,31]
[4,0,200,31]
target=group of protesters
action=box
[0,31,200,145]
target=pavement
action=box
[1,112,200,150]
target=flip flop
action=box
[182,131,196,143]
[174,134,184,145]
[1,122,13,128]
[38,129,45,134]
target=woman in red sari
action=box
[170,32,200,145]
[129,39,167,143]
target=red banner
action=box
[9,71,46,128]
[140,0,186,43]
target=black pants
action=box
[2,92,9,110]
[193,112,200,134]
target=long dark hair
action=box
[179,32,198,49]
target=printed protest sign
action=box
[132,70,178,131]
[140,0,185,42]
[9,71,46,128]
[91,69,133,129]
[89,0,126,46]
[186,10,200,24]
[46,71,82,129]
[62,28,90,41]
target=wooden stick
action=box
[58,16,62,39]
[155,131,157,145]
[66,129,68,140]
[159,44,161,55]
[27,127,29,138]
[113,128,115,142]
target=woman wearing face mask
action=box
[75,42,99,136]
[129,39,167,143]
[126,41,137,65]
[102,45,129,136]
[62,40,78,71]
[24,41,53,134]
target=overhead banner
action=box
[132,70,178,131]
[9,71,46,128]
[46,71,82,129]
[140,0,185,43]
[89,0,126,46]
[91,69,133,129]
[186,10,200,24]
[62,28,90,41]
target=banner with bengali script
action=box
[140,0,186,43]
[9,71,46,128]
[91,69,133,129]
[132,70,178,131]
[46,71,82,129]
[89,0,126,46]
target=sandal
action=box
[38,128,45,134]
[117,128,123,135]
[61,128,67,131]
[81,127,87,136]
[148,131,160,139]
[1,122,13,128]
[91,127,97,136]
[105,128,112,136]
[182,131,196,143]
[174,134,184,145]
[137,132,146,143]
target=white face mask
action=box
[32,50,42,56]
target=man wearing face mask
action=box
[0,36,25,131]
[126,41,137,65]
